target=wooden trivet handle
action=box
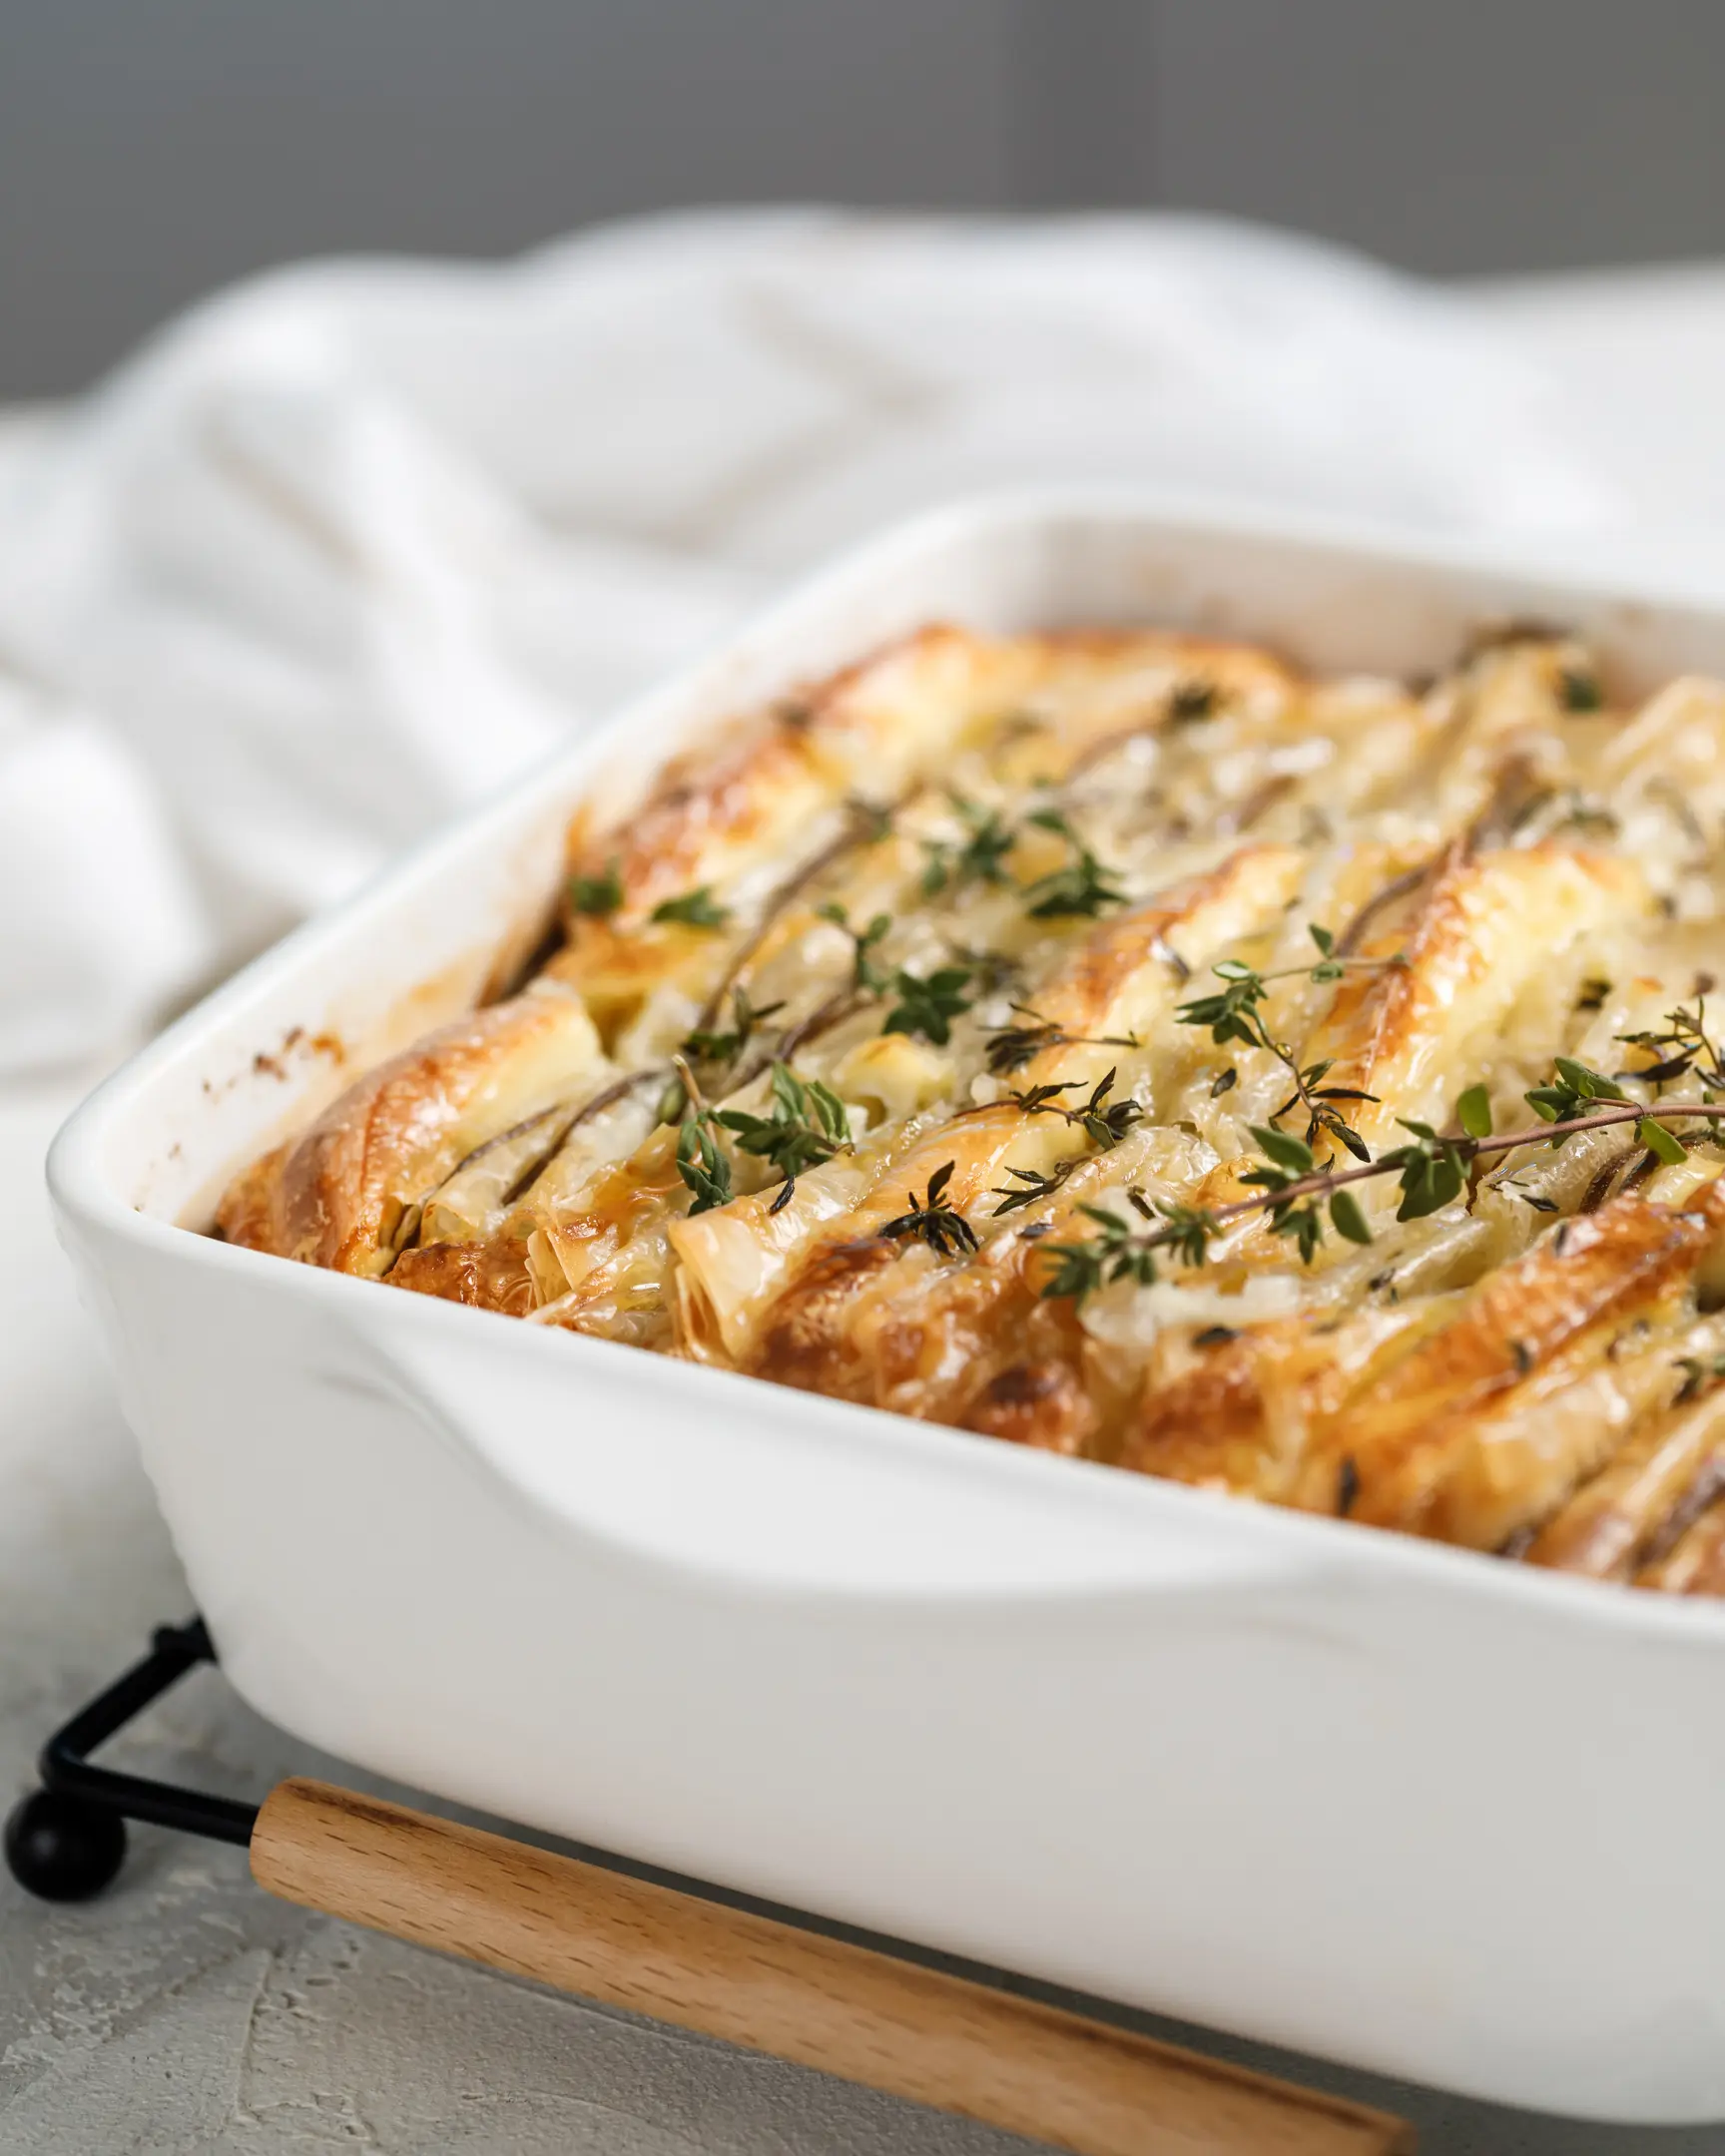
[251,1777,1412,2155]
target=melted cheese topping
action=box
[217,622,1725,1594]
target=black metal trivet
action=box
[4,1617,255,1901]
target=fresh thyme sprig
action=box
[983,1003,1140,1076]
[1524,1054,1626,1135]
[946,941,1022,996]
[988,1070,1143,1214]
[983,1018,1062,1076]
[991,1158,1081,1216]
[673,1055,855,1217]
[715,1061,854,1212]
[659,986,789,1120]
[671,1054,734,1214]
[676,1115,734,1213]
[1274,1070,1382,1162]
[882,963,974,1045]
[1037,1058,1725,1303]
[921,797,1016,896]
[1178,925,1403,1040]
[818,902,891,992]
[1618,1000,1725,1098]
[667,1051,721,1208]
[1230,1125,1374,1261]
[1040,1196,1226,1300]
[1007,1066,1143,1149]
[1176,926,1402,1152]
[878,1161,979,1256]
[679,987,785,1082]
[1019,809,1128,919]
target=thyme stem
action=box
[671,1051,706,1113]
[1117,1101,1725,1262]
[1254,956,1402,986]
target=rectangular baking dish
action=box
[47,492,1725,2124]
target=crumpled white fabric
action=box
[0,208,1667,1074]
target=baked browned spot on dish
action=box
[219,620,1725,1593]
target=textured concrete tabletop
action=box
[5,1074,1723,2156]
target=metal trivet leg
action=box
[5,1616,257,1901]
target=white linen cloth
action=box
[0,208,1707,1073]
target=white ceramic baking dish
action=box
[47,493,1725,2125]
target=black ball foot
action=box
[4,1789,127,1901]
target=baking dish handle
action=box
[345,1306,1333,1602]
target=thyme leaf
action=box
[676,1113,734,1214]
[1007,1079,1083,1116]
[1457,1083,1493,1139]
[1019,809,1128,918]
[680,987,785,1076]
[818,903,891,992]
[1637,1116,1689,1167]
[1168,677,1218,723]
[1525,1056,1627,1142]
[990,1158,1080,1216]
[652,885,730,929]
[1071,1067,1144,1150]
[990,1071,1144,1215]
[1329,1189,1374,1245]
[569,858,624,917]
[1557,667,1603,713]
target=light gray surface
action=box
[4,1080,1723,2155]
[12,1,1725,395]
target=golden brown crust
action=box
[963,1358,1098,1456]
[557,625,1031,935]
[211,618,1725,1596]
[708,848,1306,1381]
[217,994,598,1275]
[1636,1487,1725,1593]
[390,1240,538,1317]
[1291,1187,1725,1543]
[747,1239,905,1399]
[1120,1310,1421,1499]
[1526,1386,1725,1578]
[1305,843,1647,1152]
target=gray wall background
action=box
[5,0,1725,398]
